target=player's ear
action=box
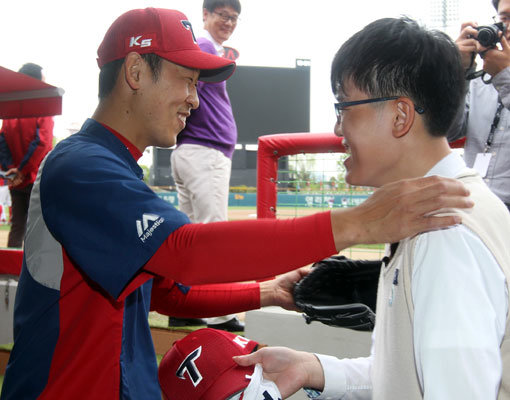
[392,98,415,138]
[123,52,143,91]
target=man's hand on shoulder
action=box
[330,175,473,250]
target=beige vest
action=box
[372,170,510,399]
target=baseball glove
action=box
[293,255,382,331]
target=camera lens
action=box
[476,23,503,47]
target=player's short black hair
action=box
[331,17,465,137]
[203,0,241,14]
[493,0,499,11]
[98,53,162,99]
[18,63,43,81]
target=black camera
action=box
[476,22,506,48]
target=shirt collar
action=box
[425,151,466,179]
[203,30,225,56]
[99,123,143,161]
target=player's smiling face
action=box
[334,81,397,188]
[140,60,199,148]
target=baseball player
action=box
[235,17,510,399]
[1,9,473,400]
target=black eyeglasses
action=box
[334,96,425,122]
[213,11,239,24]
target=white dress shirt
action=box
[314,153,508,399]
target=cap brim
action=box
[157,49,236,83]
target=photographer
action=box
[448,0,510,211]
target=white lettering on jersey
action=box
[136,213,164,242]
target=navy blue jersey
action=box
[1,119,189,399]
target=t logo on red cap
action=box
[176,346,203,387]
[181,20,197,43]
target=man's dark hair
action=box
[203,0,241,14]
[493,0,499,11]
[331,17,465,137]
[18,63,43,81]
[98,53,163,99]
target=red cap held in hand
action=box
[158,328,259,400]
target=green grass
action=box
[351,243,385,250]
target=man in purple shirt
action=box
[170,0,243,331]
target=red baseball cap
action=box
[158,328,259,400]
[97,8,235,82]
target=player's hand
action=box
[259,266,311,310]
[482,35,510,77]
[233,346,324,398]
[455,21,479,69]
[331,175,473,249]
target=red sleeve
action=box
[150,277,260,318]
[20,116,53,176]
[144,211,336,285]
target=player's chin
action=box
[157,134,177,149]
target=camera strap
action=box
[485,100,504,152]
[465,51,494,83]
[465,69,485,80]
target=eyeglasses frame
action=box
[213,10,239,24]
[334,96,425,122]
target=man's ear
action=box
[123,52,144,91]
[393,98,415,138]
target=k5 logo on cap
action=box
[97,8,235,82]
[127,34,156,49]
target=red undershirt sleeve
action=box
[144,211,336,285]
[150,278,260,318]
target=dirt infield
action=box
[228,206,325,220]
[0,230,7,248]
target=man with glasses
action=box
[170,0,243,332]
[0,8,476,399]
[234,17,510,399]
[448,0,510,212]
